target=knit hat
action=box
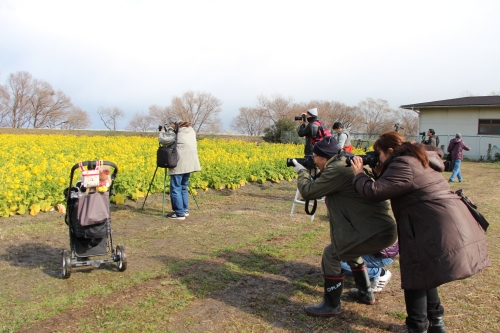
[456,133,462,139]
[313,136,340,159]
[307,108,318,117]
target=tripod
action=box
[141,166,199,218]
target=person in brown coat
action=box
[350,131,490,333]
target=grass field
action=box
[0,157,498,332]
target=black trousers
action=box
[404,288,442,329]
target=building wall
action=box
[419,107,500,160]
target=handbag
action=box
[455,189,489,231]
[444,154,453,172]
[157,122,179,168]
[79,160,102,188]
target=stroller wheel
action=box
[116,245,127,272]
[62,250,72,279]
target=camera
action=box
[419,131,426,136]
[345,151,379,169]
[158,125,164,131]
[294,115,306,121]
[286,155,316,169]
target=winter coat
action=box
[297,153,397,257]
[168,127,201,175]
[297,117,320,156]
[336,129,352,149]
[353,150,490,290]
[447,138,471,160]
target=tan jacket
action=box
[168,127,201,175]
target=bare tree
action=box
[230,107,270,136]
[148,104,173,125]
[29,79,73,128]
[127,112,155,132]
[460,91,475,97]
[393,108,419,136]
[0,81,9,126]
[256,94,295,124]
[3,71,33,128]
[357,98,395,136]
[97,107,124,130]
[306,100,362,131]
[171,91,223,133]
[63,107,92,129]
[490,91,500,96]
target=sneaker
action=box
[166,212,185,220]
[372,269,392,292]
[184,210,189,217]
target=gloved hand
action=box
[292,159,306,173]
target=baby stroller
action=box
[61,160,127,279]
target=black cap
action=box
[332,122,343,129]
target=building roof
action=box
[400,96,500,110]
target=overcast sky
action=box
[1,0,499,131]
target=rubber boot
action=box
[304,274,345,317]
[427,305,446,333]
[348,263,375,305]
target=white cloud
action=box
[1,0,499,129]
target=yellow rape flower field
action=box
[0,133,370,218]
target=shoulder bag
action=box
[455,189,489,231]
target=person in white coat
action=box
[165,116,201,220]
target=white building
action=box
[400,96,500,160]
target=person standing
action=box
[447,133,471,183]
[351,131,490,333]
[292,137,397,316]
[424,129,438,147]
[165,116,201,220]
[332,122,353,153]
[297,108,330,156]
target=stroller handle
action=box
[70,160,118,175]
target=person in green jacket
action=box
[292,136,397,317]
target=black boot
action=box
[427,305,446,333]
[348,263,375,305]
[304,274,344,317]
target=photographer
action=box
[332,122,353,153]
[292,136,397,317]
[422,129,438,147]
[351,131,490,333]
[297,108,330,156]
[163,116,201,220]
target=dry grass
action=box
[0,161,498,333]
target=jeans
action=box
[341,255,394,280]
[170,173,190,215]
[404,288,442,330]
[449,159,462,182]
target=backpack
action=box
[157,123,179,168]
[435,135,440,147]
[309,120,332,144]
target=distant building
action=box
[400,96,500,160]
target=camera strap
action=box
[304,198,317,215]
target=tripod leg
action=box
[162,168,167,218]
[142,167,159,210]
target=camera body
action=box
[345,151,379,169]
[286,155,316,169]
[294,115,306,121]
[419,131,426,136]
